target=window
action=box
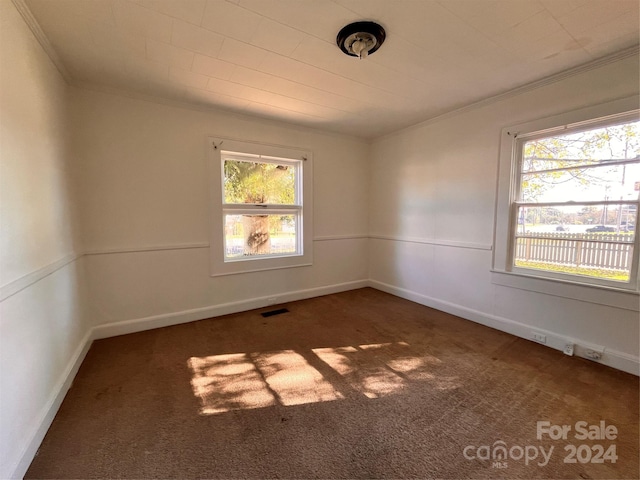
[222,154,300,260]
[209,138,312,276]
[494,97,640,293]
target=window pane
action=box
[520,163,640,203]
[224,159,296,204]
[514,205,635,282]
[225,214,298,259]
[522,121,640,173]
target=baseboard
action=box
[369,280,640,376]
[8,280,367,478]
[9,277,636,479]
[10,280,368,477]
[9,329,94,479]
[92,280,369,339]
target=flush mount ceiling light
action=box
[336,21,386,59]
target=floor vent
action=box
[261,308,289,318]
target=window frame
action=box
[493,96,640,295]
[209,137,313,276]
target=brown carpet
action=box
[26,288,639,479]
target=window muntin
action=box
[510,118,640,286]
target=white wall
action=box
[369,55,640,373]
[0,2,89,478]
[2,4,637,475]
[69,88,370,331]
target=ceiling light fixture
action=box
[336,21,386,59]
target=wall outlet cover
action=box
[585,349,603,360]
[532,332,547,344]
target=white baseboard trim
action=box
[92,280,369,339]
[9,278,637,479]
[369,280,640,376]
[10,280,367,478]
[9,329,94,479]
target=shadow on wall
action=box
[188,341,459,415]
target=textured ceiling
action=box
[24,0,640,139]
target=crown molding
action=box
[376,45,640,142]
[9,0,638,143]
[11,0,72,84]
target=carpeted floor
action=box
[26,288,639,479]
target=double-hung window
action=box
[209,138,313,276]
[494,97,640,293]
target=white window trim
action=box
[208,137,313,276]
[492,95,640,304]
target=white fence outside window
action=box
[514,232,633,271]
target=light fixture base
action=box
[337,21,386,59]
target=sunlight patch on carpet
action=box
[312,346,407,399]
[188,353,277,414]
[253,350,343,406]
[189,350,341,414]
[359,341,442,381]
[189,342,450,414]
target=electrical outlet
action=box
[532,332,547,344]
[585,349,603,360]
[563,343,574,356]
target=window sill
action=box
[210,254,312,277]
[491,269,639,312]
